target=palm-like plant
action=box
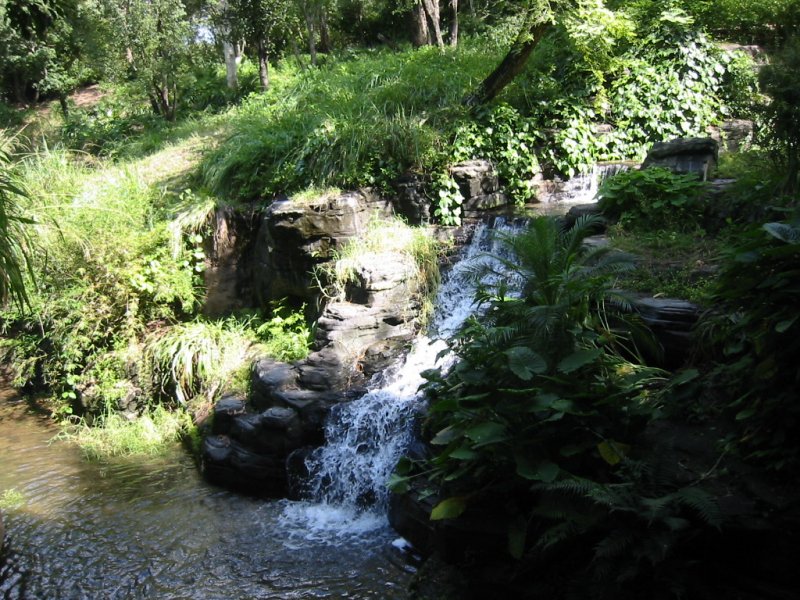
[0,136,34,308]
[472,214,641,369]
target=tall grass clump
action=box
[61,405,191,460]
[143,318,259,405]
[201,44,500,201]
[0,133,34,308]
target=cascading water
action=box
[280,220,524,540]
[537,162,632,209]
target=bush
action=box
[700,214,800,471]
[598,167,707,230]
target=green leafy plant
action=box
[256,301,312,362]
[598,167,707,231]
[700,214,800,471]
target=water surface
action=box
[0,388,412,600]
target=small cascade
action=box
[536,162,633,207]
[280,220,525,539]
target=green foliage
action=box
[143,318,258,405]
[608,228,719,304]
[389,215,740,595]
[759,36,800,194]
[97,0,195,121]
[256,301,312,362]
[58,404,191,459]
[0,146,203,412]
[0,134,34,308]
[0,488,25,510]
[399,215,664,537]
[199,44,495,201]
[700,214,800,471]
[598,167,707,231]
[450,103,541,204]
[0,0,93,105]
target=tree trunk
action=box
[411,2,431,47]
[421,0,444,49]
[450,0,459,47]
[291,38,307,70]
[223,41,239,90]
[258,38,270,91]
[320,7,332,53]
[305,11,317,67]
[463,17,551,107]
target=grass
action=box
[0,488,25,510]
[608,226,721,304]
[59,405,190,460]
[200,43,502,201]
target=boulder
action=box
[451,160,509,216]
[632,295,701,367]
[202,205,261,317]
[642,137,718,181]
[393,173,432,225]
[708,119,755,154]
[252,190,392,305]
[451,160,499,198]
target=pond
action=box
[0,387,413,600]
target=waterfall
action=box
[540,162,632,206]
[279,220,524,540]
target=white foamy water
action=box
[279,220,526,540]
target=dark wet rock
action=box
[631,296,701,367]
[407,553,470,600]
[250,358,297,409]
[211,393,247,435]
[252,190,392,305]
[393,173,432,225]
[642,137,719,181]
[201,434,289,495]
[564,203,605,229]
[451,160,499,199]
[202,205,261,317]
[451,160,509,217]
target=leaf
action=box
[431,426,459,445]
[387,474,409,494]
[430,496,467,521]
[449,446,478,460]
[466,421,508,447]
[671,368,699,386]
[597,440,631,465]
[735,405,758,420]
[516,454,560,482]
[775,316,797,333]
[557,348,603,374]
[505,346,547,381]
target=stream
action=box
[0,386,412,599]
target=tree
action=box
[100,0,193,120]
[227,0,293,90]
[760,35,800,194]
[464,0,555,106]
[0,0,90,113]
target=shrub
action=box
[700,214,800,471]
[597,167,707,231]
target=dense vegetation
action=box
[1,0,799,596]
